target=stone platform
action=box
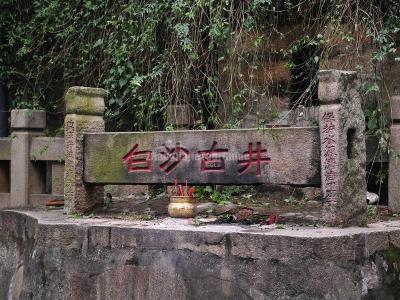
[1,210,400,299]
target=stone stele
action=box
[318,70,367,226]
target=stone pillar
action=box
[51,163,64,195]
[389,95,400,212]
[10,109,46,206]
[64,87,106,213]
[166,104,194,129]
[318,70,367,226]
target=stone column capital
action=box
[65,86,107,116]
[318,69,359,104]
[11,109,46,130]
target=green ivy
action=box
[0,0,399,133]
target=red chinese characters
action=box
[197,141,228,173]
[159,143,189,174]
[321,112,336,134]
[123,141,272,177]
[122,144,152,173]
[238,142,271,176]
[321,111,338,203]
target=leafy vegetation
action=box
[1,0,398,133]
[196,185,250,204]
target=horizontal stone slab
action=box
[11,109,46,129]
[0,138,10,160]
[30,137,65,161]
[84,128,321,185]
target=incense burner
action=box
[168,196,196,218]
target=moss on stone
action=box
[65,87,106,116]
[386,243,400,264]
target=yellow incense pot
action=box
[168,195,196,218]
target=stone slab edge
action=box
[30,137,65,161]
[3,209,400,259]
[10,110,46,129]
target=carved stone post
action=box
[318,70,367,226]
[10,109,46,206]
[166,104,194,129]
[389,95,400,212]
[64,87,106,213]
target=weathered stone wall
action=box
[217,24,400,128]
[1,210,400,300]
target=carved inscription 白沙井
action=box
[122,141,271,176]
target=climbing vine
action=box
[0,0,399,133]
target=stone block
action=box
[318,70,358,104]
[166,105,194,128]
[318,70,367,226]
[11,110,46,130]
[391,95,400,121]
[51,163,64,195]
[30,137,64,161]
[65,87,106,116]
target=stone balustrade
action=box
[0,110,64,208]
[0,69,399,227]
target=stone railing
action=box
[0,69,399,227]
[63,70,371,227]
[0,110,64,208]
